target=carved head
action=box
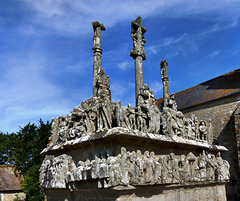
[150,151,155,159]
[136,150,142,157]
[169,153,175,160]
[144,151,150,158]
[78,161,85,167]
[200,120,206,126]
[121,147,127,155]
[170,93,175,100]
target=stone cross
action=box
[92,21,106,97]
[130,16,147,104]
[160,60,170,107]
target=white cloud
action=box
[147,33,199,59]
[0,50,85,132]
[21,0,240,36]
[208,50,221,58]
[117,61,131,70]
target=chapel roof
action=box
[0,166,22,191]
[156,69,240,110]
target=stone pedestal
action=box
[41,127,229,201]
[44,184,227,201]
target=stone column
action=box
[160,60,170,107]
[92,21,105,97]
[130,16,147,104]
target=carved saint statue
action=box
[130,16,147,60]
[92,21,105,50]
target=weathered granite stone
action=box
[130,16,147,102]
[41,17,230,201]
[92,21,106,97]
[160,60,170,108]
[40,147,230,190]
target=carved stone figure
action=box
[195,151,207,181]
[184,118,192,139]
[206,153,215,181]
[178,155,189,182]
[135,150,144,184]
[130,16,147,60]
[215,152,230,181]
[40,155,54,188]
[199,120,208,141]
[128,152,137,184]
[187,152,196,181]
[167,153,179,183]
[75,161,85,181]
[92,21,105,50]
[161,107,171,135]
[91,160,98,179]
[108,157,121,187]
[207,119,214,144]
[176,111,184,136]
[120,147,129,186]
[98,158,109,188]
[136,107,147,133]
[40,154,76,189]
[97,100,112,131]
[164,107,178,136]
[143,151,155,184]
[159,156,168,184]
[127,104,136,130]
[147,97,161,134]
[168,94,177,111]
[96,67,111,101]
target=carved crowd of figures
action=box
[50,82,213,145]
[161,94,214,144]
[40,148,230,189]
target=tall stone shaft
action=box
[135,56,143,102]
[92,21,105,97]
[130,16,147,104]
[160,60,170,107]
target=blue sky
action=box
[1,0,240,133]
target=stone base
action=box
[44,183,227,201]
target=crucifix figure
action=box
[130,16,147,105]
[160,60,170,108]
[92,21,106,97]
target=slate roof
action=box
[0,166,22,191]
[156,69,240,110]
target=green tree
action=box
[1,120,51,201]
[11,120,51,175]
[0,132,16,165]
[22,164,44,201]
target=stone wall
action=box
[0,192,25,201]
[181,94,239,177]
[180,93,240,201]
[44,184,227,201]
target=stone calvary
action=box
[40,17,230,201]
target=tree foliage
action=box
[0,132,15,165]
[0,119,51,201]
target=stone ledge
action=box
[42,127,228,155]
